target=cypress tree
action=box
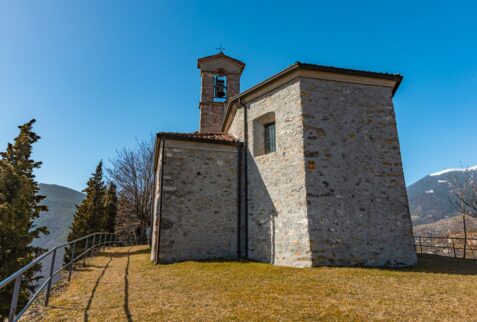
[65,161,107,262]
[0,119,48,318]
[104,182,118,233]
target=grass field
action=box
[37,245,477,321]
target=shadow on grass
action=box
[163,255,477,276]
[124,248,133,322]
[402,254,477,275]
[91,246,477,277]
[83,256,112,322]
[95,247,149,259]
[88,246,134,321]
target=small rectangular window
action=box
[264,122,276,154]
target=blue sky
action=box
[1,1,476,191]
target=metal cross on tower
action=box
[216,44,226,53]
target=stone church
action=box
[150,52,417,267]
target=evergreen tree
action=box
[0,119,48,318]
[65,161,107,262]
[104,182,118,233]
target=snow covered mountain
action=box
[428,165,477,177]
[407,165,477,225]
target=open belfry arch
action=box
[151,51,417,268]
[197,52,245,132]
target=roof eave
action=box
[197,53,246,73]
[222,63,403,131]
[156,133,241,146]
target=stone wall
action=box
[227,108,246,257]
[200,102,225,133]
[156,139,240,263]
[300,77,416,267]
[151,139,164,262]
[245,80,311,267]
[227,105,244,140]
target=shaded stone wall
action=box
[151,139,164,261]
[227,108,246,257]
[300,77,416,267]
[156,139,240,263]
[245,80,311,267]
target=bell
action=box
[215,78,226,98]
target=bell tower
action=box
[197,51,245,133]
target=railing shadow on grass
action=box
[83,256,113,322]
[0,232,120,322]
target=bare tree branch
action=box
[107,136,155,243]
[448,167,477,218]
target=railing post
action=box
[83,237,89,266]
[91,234,96,258]
[68,242,77,282]
[418,237,423,254]
[45,248,57,306]
[452,239,456,258]
[8,275,22,322]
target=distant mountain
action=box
[31,183,84,283]
[33,183,84,250]
[408,165,477,225]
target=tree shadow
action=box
[123,248,133,322]
[95,247,148,259]
[83,256,112,322]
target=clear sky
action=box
[1,1,476,191]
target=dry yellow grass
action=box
[39,245,477,322]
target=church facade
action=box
[150,52,417,267]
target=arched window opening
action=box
[214,72,227,102]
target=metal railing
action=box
[0,232,118,322]
[415,236,477,259]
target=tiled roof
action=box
[295,62,403,84]
[157,132,240,145]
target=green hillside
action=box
[33,183,84,250]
